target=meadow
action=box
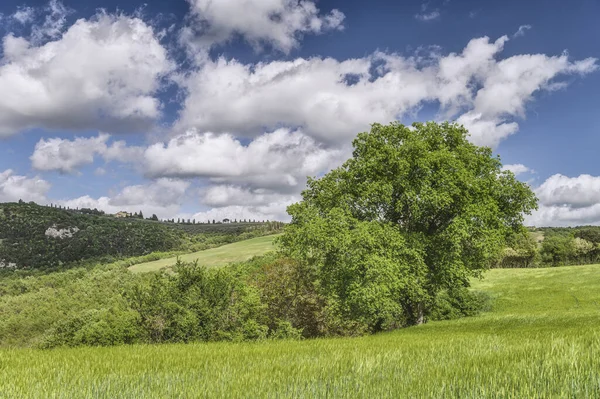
[1,264,598,398]
[129,234,280,273]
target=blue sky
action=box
[0,0,598,225]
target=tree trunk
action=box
[415,302,424,325]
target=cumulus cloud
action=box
[502,164,532,176]
[535,174,600,209]
[30,134,144,174]
[526,174,600,227]
[31,134,110,174]
[180,0,345,54]
[177,35,597,148]
[57,179,190,219]
[0,170,50,203]
[143,129,345,190]
[0,11,173,137]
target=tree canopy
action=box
[279,122,537,331]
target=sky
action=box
[0,0,599,226]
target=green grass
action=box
[1,264,599,398]
[129,234,280,273]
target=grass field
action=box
[0,264,599,398]
[129,234,280,273]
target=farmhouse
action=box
[115,211,131,218]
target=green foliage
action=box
[125,261,268,344]
[429,287,490,321]
[496,227,600,268]
[279,122,537,330]
[496,231,539,268]
[540,233,576,266]
[249,257,326,338]
[40,308,142,348]
[0,264,137,347]
[0,202,184,269]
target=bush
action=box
[41,308,142,349]
[429,288,490,321]
[249,257,327,338]
[126,261,268,343]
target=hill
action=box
[1,263,598,397]
[129,234,280,273]
[0,202,281,270]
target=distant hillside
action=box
[0,202,282,270]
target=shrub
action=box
[429,288,490,321]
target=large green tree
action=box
[279,122,537,332]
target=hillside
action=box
[1,264,598,397]
[0,202,282,270]
[129,234,280,273]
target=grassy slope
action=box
[129,234,280,273]
[1,265,599,398]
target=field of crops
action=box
[1,264,598,398]
[129,234,280,273]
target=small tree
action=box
[279,122,537,332]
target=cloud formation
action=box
[0,12,173,137]
[180,0,344,54]
[527,174,600,227]
[177,35,596,148]
[30,134,144,174]
[143,129,344,190]
[0,170,50,203]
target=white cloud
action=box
[415,10,441,21]
[192,202,293,223]
[30,134,144,173]
[526,174,600,227]
[57,179,190,219]
[143,129,345,190]
[200,185,298,208]
[502,164,532,176]
[0,12,173,137]
[513,24,532,38]
[180,0,345,54]
[12,6,35,24]
[536,174,600,209]
[31,134,110,174]
[177,35,597,148]
[31,0,71,42]
[0,170,50,203]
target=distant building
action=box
[115,211,131,218]
[223,218,231,223]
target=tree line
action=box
[497,227,600,268]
